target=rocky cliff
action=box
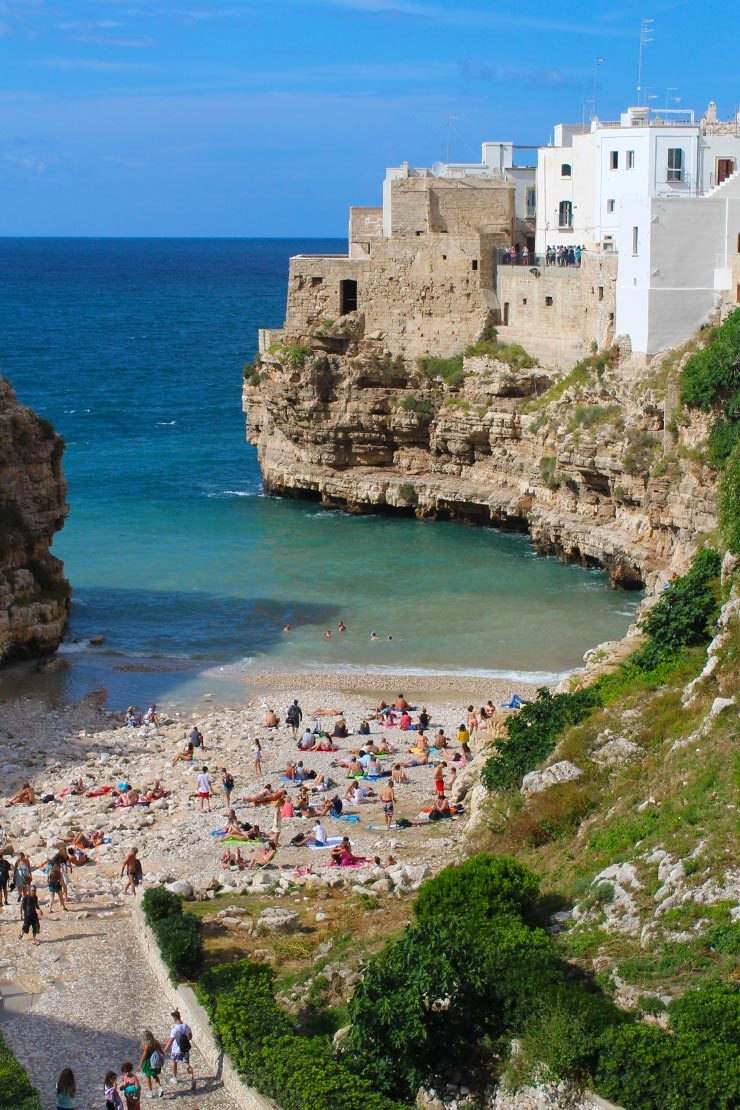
[244,328,718,589]
[0,376,70,662]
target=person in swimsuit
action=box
[379,781,395,830]
[20,883,42,944]
[120,847,142,896]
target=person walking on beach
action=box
[164,1009,196,1092]
[47,857,68,913]
[253,738,263,776]
[139,1030,165,1099]
[221,767,234,809]
[196,767,212,812]
[380,781,395,830]
[13,852,32,900]
[286,699,303,739]
[120,847,143,896]
[271,796,283,844]
[0,853,10,905]
[19,883,42,945]
[119,1062,141,1110]
[104,1071,125,1110]
[55,1067,76,1109]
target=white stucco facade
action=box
[535,104,740,353]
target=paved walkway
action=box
[0,895,237,1110]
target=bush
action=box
[595,981,740,1110]
[680,308,740,412]
[142,885,203,981]
[399,394,434,415]
[630,548,721,670]
[413,853,539,926]
[464,334,535,370]
[516,982,620,1087]
[347,913,559,1098]
[481,686,601,791]
[417,354,466,387]
[0,1030,40,1110]
[397,482,417,504]
[141,886,183,924]
[718,440,740,553]
[198,961,404,1110]
[154,913,203,981]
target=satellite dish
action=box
[431,161,447,178]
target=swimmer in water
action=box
[387,634,393,641]
[338,621,346,633]
[283,623,292,633]
[370,630,378,641]
[324,629,332,639]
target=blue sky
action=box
[0,0,736,236]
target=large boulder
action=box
[521,761,583,796]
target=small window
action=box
[310,276,323,286]
[667,148,684,182]
[472,259,478,271]
[442,254,447,260]
[632,226,639,256]
[558,200,573,228]
[526,187,536,217]
[598,286,604,301]
[339,279,358,315]
[627,150,635,169]
[607,199,615,214]
[415,230,422,236]
[610,150,619,170]
[561,163,572,178]
[545,296,554,307]
[522,297,527,305]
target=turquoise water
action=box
[0,238,639,707]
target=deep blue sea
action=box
[0,238,640,708]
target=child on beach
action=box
[119,1062,141,1110]
[104,1072,125,1110]
[221,768,234,808]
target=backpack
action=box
[149,1049,163,1070]
[176,1030,191,1055]
[286,704,300,725]
[224,775,234,791]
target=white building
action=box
[535,102,740,353]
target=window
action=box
[598,286,604,302]
[472,259,478,271]
[607,199,615,214]
[339,279,358,315]
[558,200,573,228]
[310,275,323,286]
[610,150,619,170]
[561,163,572,178]
[632,226,639,256]
[522,297,528,306]
[627,150,635,169]
[545,296,554,307]
[667,148,684,182]
[526,187,536,217]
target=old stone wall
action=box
[389,175,514,238]
[496,253,617,357]
[0,376,70,663]
[283,234,501,360]
[349,206,383,257]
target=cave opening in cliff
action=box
[339,279,358,316]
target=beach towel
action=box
[85,786,112,797]
[308,836,343,850]
[333,813,361,823]
[501,694,523,709]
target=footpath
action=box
[0,893,237,1110]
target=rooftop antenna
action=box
[592,57,605,119]
[446,115,457,164]
[637,17,654,106]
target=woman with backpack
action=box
[139,1030,165,1098]
[119,1062,141,1110]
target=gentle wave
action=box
[58,639,91,654]
[205,488,263,499]
[155,420,177,426]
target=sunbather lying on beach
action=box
[309,735,336,752]
[391,764,409,784]
[115,789,141,808]
[343,783,376,805]
[59,778,85,798]
[246,841,277,868]
[142,781,169,802]
[241,785,281,805]
[65,830,105,850]
[220,846,246,868]
[8,783,36,806]
[310,707,344,717]
[330,836,368,867]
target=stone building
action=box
[264,156,515,361]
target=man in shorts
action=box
[196,767,212,812]
[0,854,10,905]
[164,1009,196,1091]
[379,781,395,830]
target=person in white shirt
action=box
[196,767,212,812]
[164,1009,195,1091]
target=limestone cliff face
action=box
[0,377,70,662]
[244,340,717,589]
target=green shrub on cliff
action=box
[142,886,203,981]
[718,441,740,553]
[680,308,740,413]
[417,354,465,387]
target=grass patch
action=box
[417,354,466,387]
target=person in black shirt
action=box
[0,855,10,905]
[20,883,42,944]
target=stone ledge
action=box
[130,901,276,1110]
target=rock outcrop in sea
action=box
[0,375,70,662]
[244,330,717,589]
